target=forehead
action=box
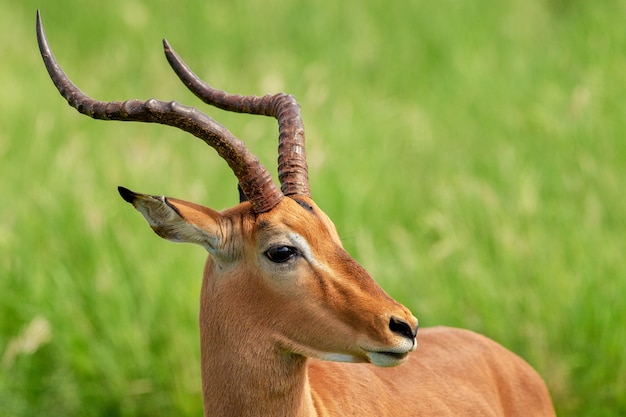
[254,196,337,241]
[256,197,317,231]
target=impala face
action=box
[120,187,418,367]
[251,197,418,366]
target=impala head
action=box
[37,11,418,367]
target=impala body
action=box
[36,11,555,417]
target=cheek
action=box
[276,288,361,354]
[261,265,333,321]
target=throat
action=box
[199,332,316,417]
[198,274,316,417]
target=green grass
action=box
[2,0,625,415]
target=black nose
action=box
[389,316,418,340]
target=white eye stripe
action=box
[286,232,330,273]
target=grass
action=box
[1,0,625,415]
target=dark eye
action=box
[265,246,300,263]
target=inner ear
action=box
[118,186,222,253]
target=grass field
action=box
[1,0,625,415]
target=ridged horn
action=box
[163,40,310,198]
[36,11,283,213]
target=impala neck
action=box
[198,261,317,417]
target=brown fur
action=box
[124,191,555,417]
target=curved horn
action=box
[36,11,282,213]
[163,40,310,198]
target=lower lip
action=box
[379,351,409,361]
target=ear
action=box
[118,186,222,253]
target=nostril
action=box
[389,316,417,340]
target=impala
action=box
[36,11,555,417]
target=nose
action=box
[389,316,418,341]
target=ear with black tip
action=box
[117,186,221,253]
[118,186,139,204]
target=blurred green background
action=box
[1,0,624,415]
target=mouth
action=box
[379,350,410,361]
[365,348,412,367]
[361,335,417,367]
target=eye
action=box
[265,245,300,263]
